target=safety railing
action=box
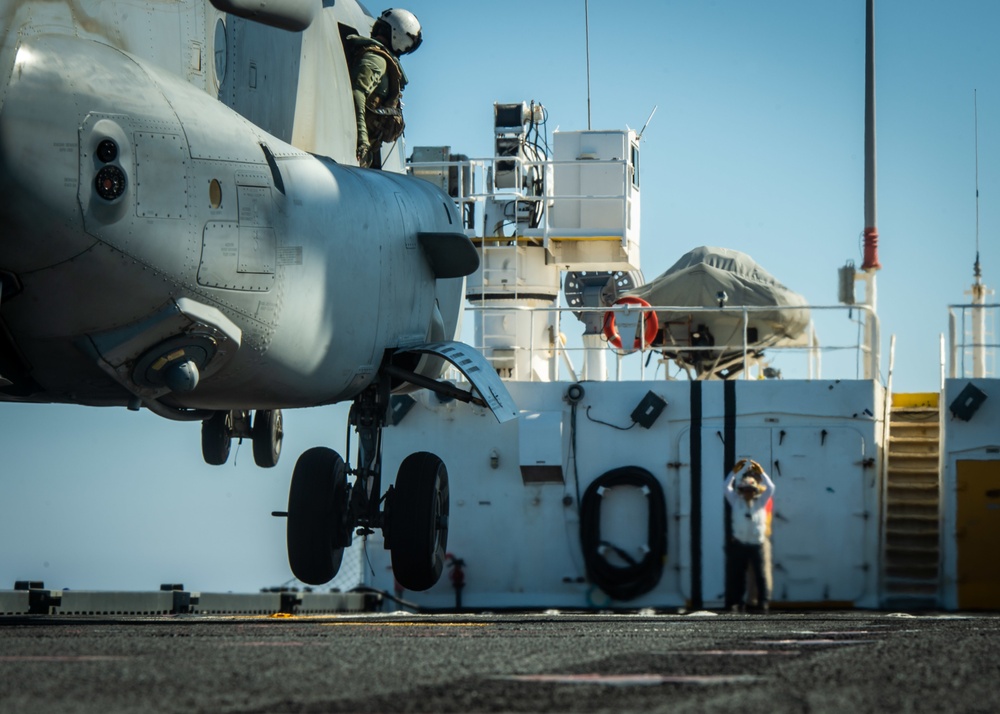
[408,156,882,384]
[406,156,485,236]
[947,303,998,379]
[458,301,881,384]
[407,154,632,245]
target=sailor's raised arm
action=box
[758,468,775,499]
[724,470,739,506]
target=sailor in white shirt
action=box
[724,458,775,613]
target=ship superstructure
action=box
[351,93,999,611]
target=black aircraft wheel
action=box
[390,452,449,591]
[286,447,350,585]
[201,411,232,466]
[252,409,283,468]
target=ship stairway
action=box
[881,392,942,609]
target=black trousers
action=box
[725,540,768,608]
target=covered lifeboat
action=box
[624,246,810,378]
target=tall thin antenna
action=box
[974,89,981,279]
[857,0,880,380]
[638,105,657,140]
[585,0,592,130]
[861,0,881,270]
[969,88,989,379]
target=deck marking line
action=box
[320,622,491,628]
[662,649,799,656]
[500,673,761,686]
[0,655,128,662]
[754,639,874,646]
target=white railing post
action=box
[742,307,750,380]
[939,333,946,390]
[878,333,896,605]
[948,310,957,379]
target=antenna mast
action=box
[968,89,990,378]
[585,0,592,130]
[974,89,982,281]
[638,105,657,140]
[857,0,880,380]
[862,0,880,271]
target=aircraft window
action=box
[209,179,223,209]
[214,19,227,85]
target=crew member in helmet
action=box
[346,8,422,168]
[723,458,776,613]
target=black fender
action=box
[579,466,667,601]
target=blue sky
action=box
[2,0,998,592]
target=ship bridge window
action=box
[630,143,640,189]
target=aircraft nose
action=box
[0,35,159,272]
[0,39,99,270]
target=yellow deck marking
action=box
[320,622,491,628]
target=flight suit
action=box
[346,35,407,168]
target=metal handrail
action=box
[462,302,881,383]
[408,154,633,245]
[946,302,998,378]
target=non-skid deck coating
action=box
[1,610,998,713]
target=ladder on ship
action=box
[881,393,942,609]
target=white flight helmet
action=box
[375,8,422,56]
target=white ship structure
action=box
[356,86,999,611]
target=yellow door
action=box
[957,460,1000,609]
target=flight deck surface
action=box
[1,610,997,713]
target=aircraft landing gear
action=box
[252,409,283,468]
[387,452,450,591]
[282,373,450,592]
[286,447,351,585]
[201,410,235,465]
[200,409,283,467]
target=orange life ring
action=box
[602,297,659,349]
